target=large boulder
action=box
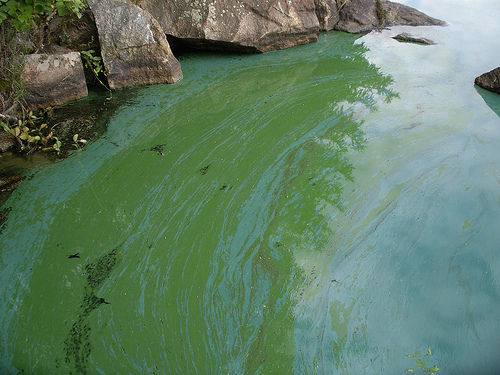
[87,0,182,90]
[475,67,500,95]
[23,52,88,109]
[137,0,320,52]
[335,0,446,33]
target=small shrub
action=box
[0,0,85,32]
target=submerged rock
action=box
[392,32,436,45]
[475,67,500,95]
[0,175,24,205]
[335,0,445,33]
[23,52,88,109]
[137,0,320,52]
[88,0,182,89]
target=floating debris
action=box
[149,143,167,155]
[199,164,210,175]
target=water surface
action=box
[1,1,500,374]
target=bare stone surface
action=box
[384,1,446,27]
[475,67,500,95]
[0,131,15,152]
[314,0,340,31]
[88,0,182,90]
[23,52,88,109]
[335,0,445,34]
[138,0,320,52]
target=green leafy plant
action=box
[80,49,109,90]
[0,0,85,32]
[48,136,62,153]
[1,119,39,147]
[406,347,440,375]
[1,110,65,153]
[72,133,86,149]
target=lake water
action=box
[1,0,500,374]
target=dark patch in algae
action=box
[198,164,211,175]
[141,143,167,155]
[64,247,119,374]
[85,248,118,290]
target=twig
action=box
[5,102,18,115]
[334,0,352,16]
[0,112,18,122]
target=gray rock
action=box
[138,0,320,52]
[23,52,88,109]
[0,131,15,152]
[314,0,340,31]
[384,1,445,27]
[392,32,435,45]
[475,67,500,95]
[88,0,182,90]
[335,0,445,34]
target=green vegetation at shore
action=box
[0,0,85,32]
[0,0,93,154]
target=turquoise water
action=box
[1,1,500,374]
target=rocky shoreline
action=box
[18,0,446,110]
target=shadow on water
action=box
[476,86,500,118]
[0,32,397,374]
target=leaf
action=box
[14,126,20,137]
[73,134,78,142]
[28,135,40,143]
[1,122,10,133]
[427,347,432,356]
[19,131,29,140]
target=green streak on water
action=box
[1,32,396,374]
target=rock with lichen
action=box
[334,0,445,33]
[475,67,500,95]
